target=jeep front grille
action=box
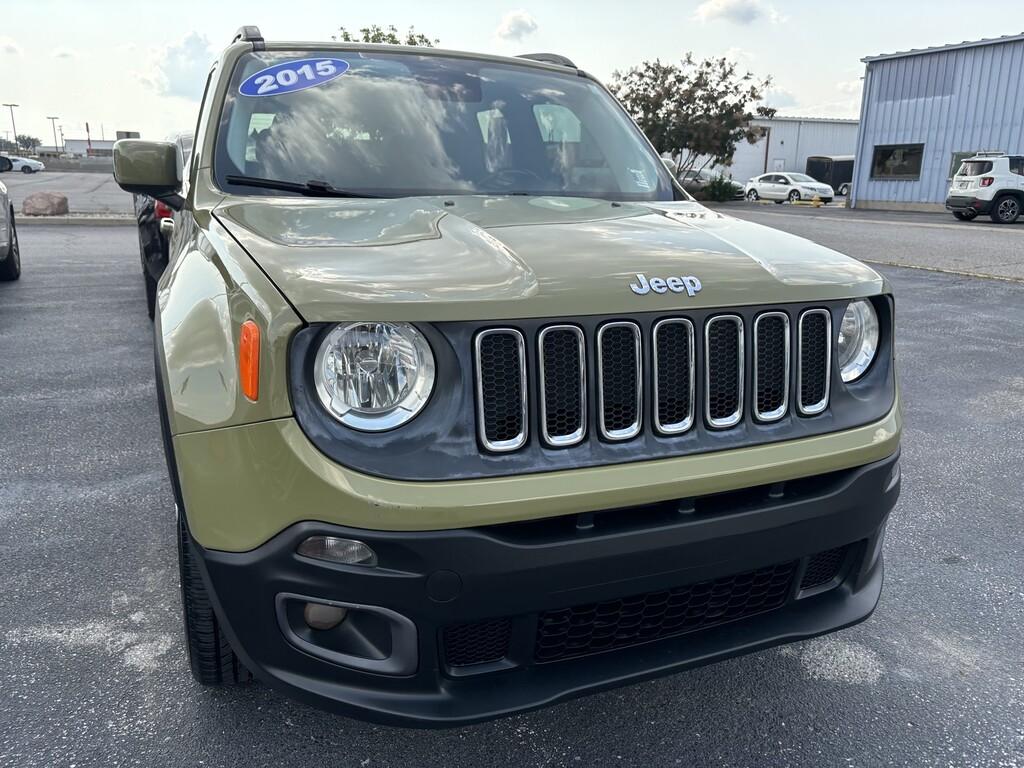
[798,309,831,415]
[473,306,835,452]
[539,325,586,446]
[597,322,642,440]
[705,315,743,428]
[474,329,527,452]
[754,312,790,421]
[653,319,694,434]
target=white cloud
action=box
[52,48,77,59]
[762,87,799,109]
[0,37,20,55]
[496,10,539,41]
[693,0,783,25]
[837,79,863,95]
[147,32,216,101]
[723,47,756,64]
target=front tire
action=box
[788,190,801,203]
[178,510,252,686]
[990,195,1021,224]
[0,210,21,281]
[745,189,759,201]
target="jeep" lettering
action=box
[629,273,702,297]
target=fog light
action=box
[303,602,348,631]
[297,536,377,566]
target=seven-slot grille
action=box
[474,308,833,452]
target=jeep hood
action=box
[214,196,885,323]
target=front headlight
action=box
[313,322,435,431]
[837,300,879,382]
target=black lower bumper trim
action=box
[193,451,900,727]
[945,195,991,213]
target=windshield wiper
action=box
[225,174,380,198]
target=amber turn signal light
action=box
[240,320,260,401]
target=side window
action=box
[533,104,581,143]
[245,113,277,162]
[1010,157,1024,176]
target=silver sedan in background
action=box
[745,172,834,204]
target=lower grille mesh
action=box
[534,561,796,663]
[800,545,848,589]
[443,618,512,667]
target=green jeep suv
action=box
[112,27,901,726]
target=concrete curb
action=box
[17,215,134,227]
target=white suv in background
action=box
[744,172,834,204]
[946,153,1024,224]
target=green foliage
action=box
[334,24,438,47]
[0,137,17,153]
[610,55,776,177]
[697,176,740,202]
[16,134,40,152]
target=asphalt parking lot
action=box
[1,170,132,215]
[1,220,1022,768]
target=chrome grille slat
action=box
[753,311,790,422]
[653,318,695,434]
[474,329,528,452]
[597,322,642,440]
[704,315,744,429]
[539,325,586,447]
[798,309,831,416]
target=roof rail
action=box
[517,53,577,69]
[972,150,1007,157]
[233,26,265,51]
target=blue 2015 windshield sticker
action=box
[239,58,350,97]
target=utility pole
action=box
[2,104,18,149]
[47,116,60,155]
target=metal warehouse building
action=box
[725,116,860,183]
[851,33,1024,211]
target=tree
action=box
[333,24,438,47]
[0,137,17,153]
[16,134,41,152]
[610,55,776,178]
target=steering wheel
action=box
[480,167,545,190]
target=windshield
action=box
[214,50,674,201]
[787,173,815,183]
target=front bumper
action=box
[945,195,992,213]
[194,450,900,727]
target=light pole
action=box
[2,104,18,150]
[47,116,60,155]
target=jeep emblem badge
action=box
[629,273,702,297]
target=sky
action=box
[1,0,1023,147]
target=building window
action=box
[870,144,924,179]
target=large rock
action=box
[23,192,69,216]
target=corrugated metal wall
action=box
[726,118,859,182]
[852,38,1024,209]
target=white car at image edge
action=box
[4,156,45,174]
[745,172,834,204]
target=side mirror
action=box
[0,156,11,173]
[113,140,183,209]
